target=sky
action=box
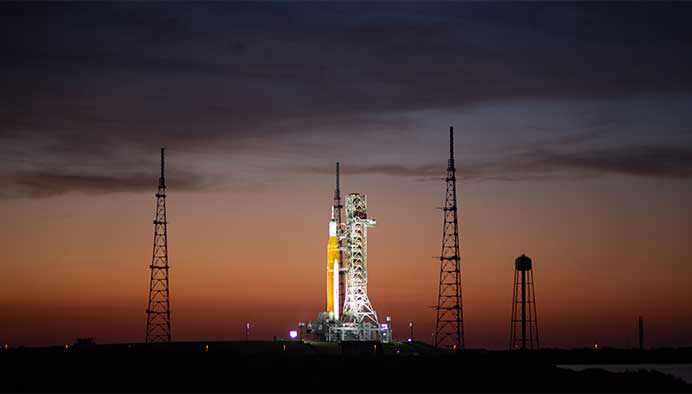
[1,2,692,349]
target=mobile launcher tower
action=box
[311,163,391,342]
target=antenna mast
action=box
[434,127,464,349]
[146,147,172,343]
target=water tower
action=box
[509,254,539,350]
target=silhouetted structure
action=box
[434,126,464,349]
[145,148,172,343]
[73,338,95,348]
[510,254,539,350]
[639,316,644,350]
[333,163,346,316]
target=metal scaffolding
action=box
[341,193,380,340]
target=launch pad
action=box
[308,164,391,343]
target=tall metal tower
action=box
[333,162,346,317]
[341,193,379,338]
[434,126,464,349]
[510,254,539,350]
[145,148,172,343]
[638,316,644,350]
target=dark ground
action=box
[1,341,691,392]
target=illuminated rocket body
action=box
[327,208,340,320]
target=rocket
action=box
[327,207,340,320]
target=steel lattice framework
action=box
[145,148,171,343]
[434,126,464,349]
[510,254,539,350]
[341,193,379,337]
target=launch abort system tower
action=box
[434,126,464,350]
[510,254,539,350]
[145,148,172,343]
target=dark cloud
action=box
[2,3,691,141]
[1,2,692,193]
[513,145,692,179]
[1,170,213,199]
[297,162,535,182]
[9,142,687,198]
[299,163,441,179]
[298,145,692,182]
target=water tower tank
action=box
[515,254,532,271]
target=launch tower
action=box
[145,148,172,343]
[341,193,380,339]
[312,167,388,342]
[434,126,464,349]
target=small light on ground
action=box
[289,330,298,339]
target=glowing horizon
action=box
[2,2,692,349]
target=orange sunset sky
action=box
[1,2,692,348]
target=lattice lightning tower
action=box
[341,193,379,333]
[145,148,172,343]
[434,126,464,349]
